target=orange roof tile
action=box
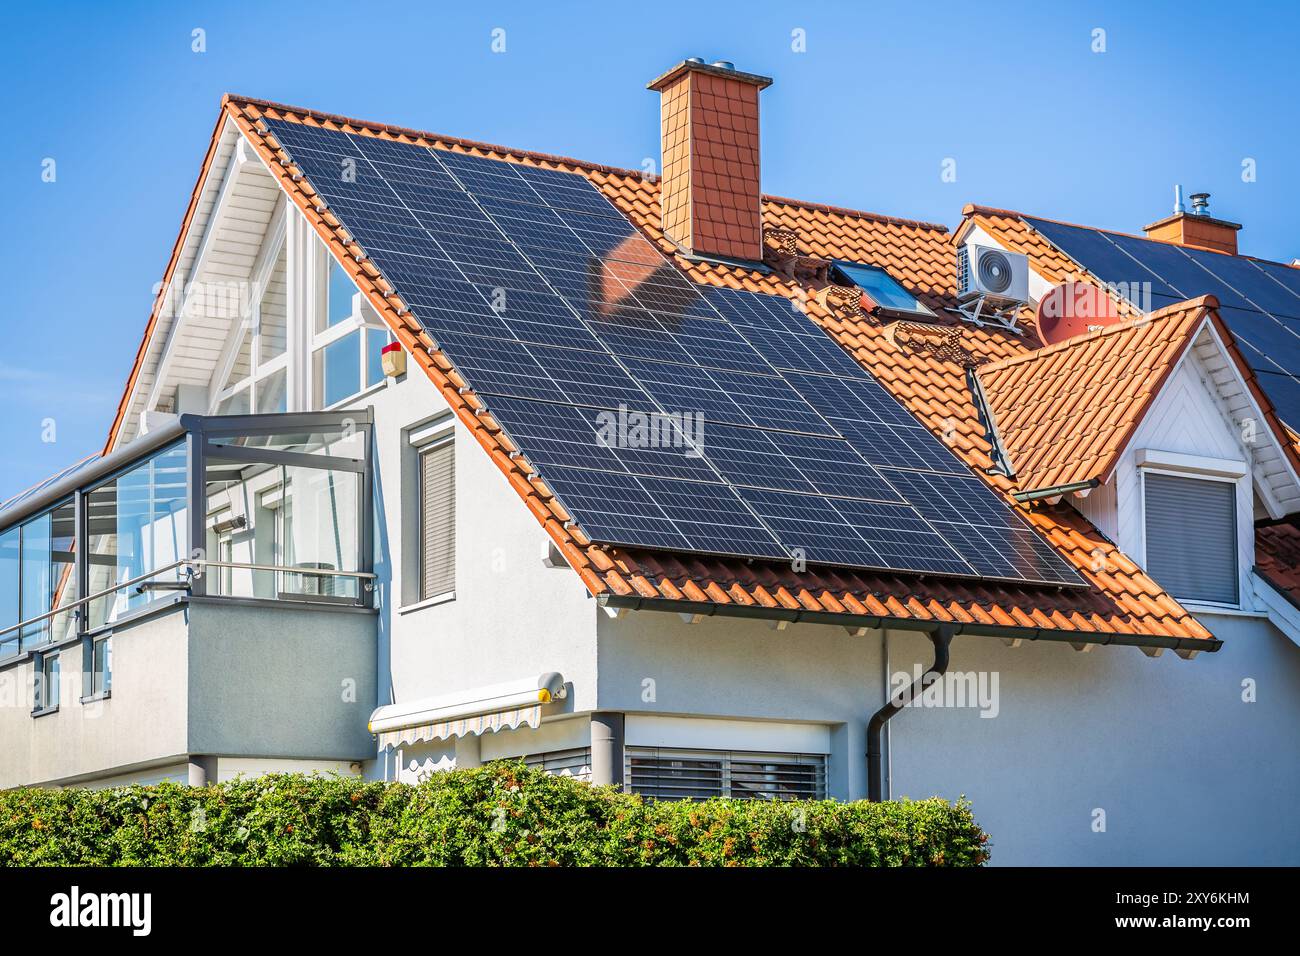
[970,205,1300,605]
[977,299,1212,492]
[104,95,1221,649]
[1257,517,1300,608]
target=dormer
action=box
[978,298,1300,620]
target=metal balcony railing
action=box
[0,410,376,661]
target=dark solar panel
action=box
[1021,217,1179,299]
[1025,215,1300,427]
[264,119,1083,586]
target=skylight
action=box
[832,262,936,319]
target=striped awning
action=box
[376,704,541,749]
[368,672,566,749]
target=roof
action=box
[977,298,1213,492]
[970,204,1300,603]
[0,454,99,515]
[1257,517,1300,609]
[104,95,1220,649]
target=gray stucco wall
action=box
[0,606,190,788]
[596,607,1300,865]
[888,612,1300,865]
[187,599,376,760]
[0,597,377,788]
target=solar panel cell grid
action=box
[263,118,1083,586]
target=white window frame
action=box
[311,247,392,410]
[414,434,456,606]
[1137,452,1249,612]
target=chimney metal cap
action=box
[647,59,773,91]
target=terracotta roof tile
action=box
[1258,518,1300,607]
[101,95,1224,648]
[977,299,1209,492]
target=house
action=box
[2,58,1298,864]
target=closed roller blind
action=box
[523,748,592,781]
[420,441,455,600]
[1144,472,1237,605]
[625,748,826,801]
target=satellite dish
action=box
[1036,282,1122,345]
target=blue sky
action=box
[1,0,1297,500]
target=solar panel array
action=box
[1024,216,1300,427]
[264,119,1082,586]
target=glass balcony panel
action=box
[280,464,360,602]
[86,443,189,630]
[0,528,17,658]
[204,458,283,600]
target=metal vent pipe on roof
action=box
[711,60,735,70]
[1173,184,1185,215]
[1190,192,1211,216]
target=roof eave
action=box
[596,593,1220,652]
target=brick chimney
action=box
[1144,186,1241,255]
[647,58,772,264]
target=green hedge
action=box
[0,763,989,866]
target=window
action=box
[311,256,392,408]
[832,261,936,319]
[85,444,189,630]
[419,440,455,600]
[319,332,361,406]
[203,417,369,603]
[1144,472,1239,605]
[625,748,826,801]
[89,635,112,698]
[0,499,77,658]
[325,257,357,329]
[34,651,60,713]
[0,527,18,658]
[522,748,592,781]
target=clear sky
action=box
[1,0,1297,501]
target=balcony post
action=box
[186,422,207,598]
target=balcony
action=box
[0,410,378,788]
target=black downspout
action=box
[867,626,954,802]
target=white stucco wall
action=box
[889,612,1300,865]
[593,605,1300,865]
[349,366,598,780]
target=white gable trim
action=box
[1135,448,1248,479]
[1099,316,1300,517]
[1252,572,1300,647]
[115,118,287,443]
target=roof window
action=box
[831,261,936,320]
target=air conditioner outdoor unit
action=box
[958,244,1029,307]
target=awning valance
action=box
[368,672,566,749]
